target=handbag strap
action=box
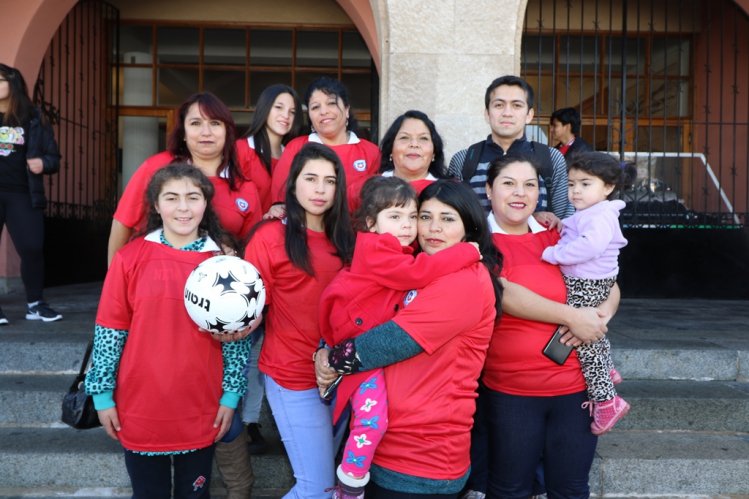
[78,340,94,378]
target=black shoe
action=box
[25,301,62,322]
[246,423,268,454]
[0,308,8,326]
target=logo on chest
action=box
[353,159,367,172]
[235,198,249,212]
[403,290,418,307]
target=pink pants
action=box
[339,369,388,477]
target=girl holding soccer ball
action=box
[85,164,252,498]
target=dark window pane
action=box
[157,68,198,106]
[232,112,252,136]
[605,37,646,75]
[647,78,690,118]
[297,31,339,67]
[250,30,292,66]
[120,25,152,64]
[205,29,246,66]
[651,38,690,77]
[341,73,371,110]
[157,27,199,64]
[342,31,370,68]
[558,36,599,72]
[295,72,338,100]
[521,35,555,72]
[249,72,292,106]
[205,70,245,108]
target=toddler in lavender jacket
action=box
[542,151,629,436]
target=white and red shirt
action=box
[114,151,262,240]
[98,234,224,452]
[270,132,380,213]
[373,263,496,480]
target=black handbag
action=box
[61,340,101,429]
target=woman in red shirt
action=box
[477,155,619,498]
[318,180,502,498]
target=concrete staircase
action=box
[0,285,748,497]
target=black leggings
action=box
[0,191,45,302]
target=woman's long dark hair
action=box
[0,64,34,126]
[143,163,238,254]
[167,92,244,190]
[243,84,303,174]
[379,110,447,179]
[419,180,503,319]
[283,143,355,274]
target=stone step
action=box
[590,430,749,496]
[0,428,293,492]
[2,428,746,497]
[4,374,749,434]
[0,374,279,429]
[615,379,749,432]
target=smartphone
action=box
[322,374,343,400]
[542,326,573,365]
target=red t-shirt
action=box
[98,236,224,452]
[319,232,480,422]
[482,230,587,396]
[235,137,274,213]
[244,220,344,390]
[270,133,380,212]
[373,264,496,480]
[113,151,262,240]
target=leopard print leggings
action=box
[564,275,618,402]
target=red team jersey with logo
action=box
[244,220,344,390]
[113,151,262,240]
[269,134,380,213]
[319,232,480,422]
[235,137,274,213]
[482,230,587,396]
[97,238,224,452]
[372,264,496,480]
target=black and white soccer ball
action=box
[184,255,265,334]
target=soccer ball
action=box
[184,255,266,334]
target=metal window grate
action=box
[522,0,749,228]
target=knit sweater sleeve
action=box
[85,323,128,410]
[220,336,252,409]
[447,148,468,179]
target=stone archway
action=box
[335,0,380,74]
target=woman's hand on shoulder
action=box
[263,204,286,220]
[97,407,121,441]
[213,405,234,442]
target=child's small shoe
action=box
[610,368,623,385]
[330,485,365,499]
[590,395,630,435]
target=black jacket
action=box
[25,108,61,209]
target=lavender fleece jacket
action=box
[542,200,628,279]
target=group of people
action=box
[75,70,631,499]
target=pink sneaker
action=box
[590,395,630,435]
[610,368,623,385]
[330,485,364,499]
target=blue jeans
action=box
[264,374,336,498]
[241,328,265,424]
[485,389,597,499]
